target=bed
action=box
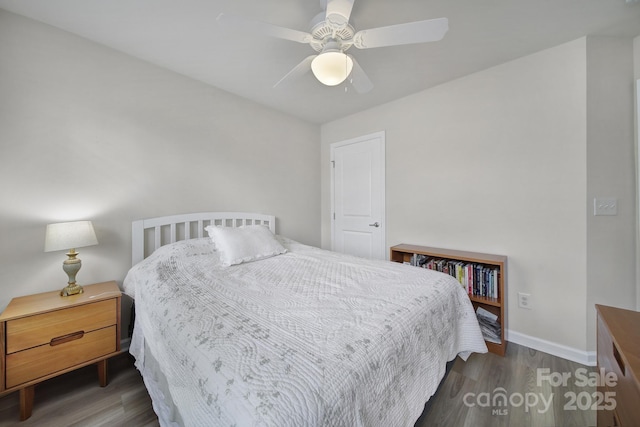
[123,212,487,426]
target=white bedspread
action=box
[123,237,487,427]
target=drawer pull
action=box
[50,331,85,346]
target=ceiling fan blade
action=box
[217,13,312,44]
[325,0,355,25]
[347,56,373,94]
[274,55,316,88]
[353,17,448,49]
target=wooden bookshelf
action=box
[390,244,507,356]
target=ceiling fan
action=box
[217,0,448,93]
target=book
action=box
[476,306,501,344]
[404,253,499,299]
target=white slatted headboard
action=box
[132,212,276,265]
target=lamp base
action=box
[61,283,84,297]
[61,250,83,297]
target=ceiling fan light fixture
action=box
[311,51,354,86]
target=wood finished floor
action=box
[416,342,596,427]
[0,343,596,427]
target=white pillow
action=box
[205,225,287,266]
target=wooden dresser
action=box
[596,304,640,426]
[0,281,121,420]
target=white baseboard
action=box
[507,329,596,366]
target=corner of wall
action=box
[633,36,640,310]
[585,36,637,349]
[634,36,640,80]
[636,78,640,311]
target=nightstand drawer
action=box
[5,325,117,388]
[6,299,116,354]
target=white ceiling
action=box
[1,0,639,124]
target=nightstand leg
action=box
[19,385,35,421]
[97,359,108,387]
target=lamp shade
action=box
[311,51,354,86]
[44,221,98,252]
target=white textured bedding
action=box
[123,237,487,427]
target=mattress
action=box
[123,237,487,426]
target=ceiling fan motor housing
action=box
[309,16,355,52]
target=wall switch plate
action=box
[518,292,532,309]
[593,198,617,216]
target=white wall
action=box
[635,35,640,80]
[585,36,636,349]
[322,37,636,357]
[0,10,321,328]
[635,35,640,311]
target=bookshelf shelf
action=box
[390,244,507,356]
[469,295,501,308]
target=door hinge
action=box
[333,212,335,220]
[331,160,335,168]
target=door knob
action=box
[369,222,380,228]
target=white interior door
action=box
[331,131,385,259]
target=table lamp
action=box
[44,220,98,296]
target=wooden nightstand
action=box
[596,305,640,426]
[0,281,121,421]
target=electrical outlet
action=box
[518,292,532,309]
